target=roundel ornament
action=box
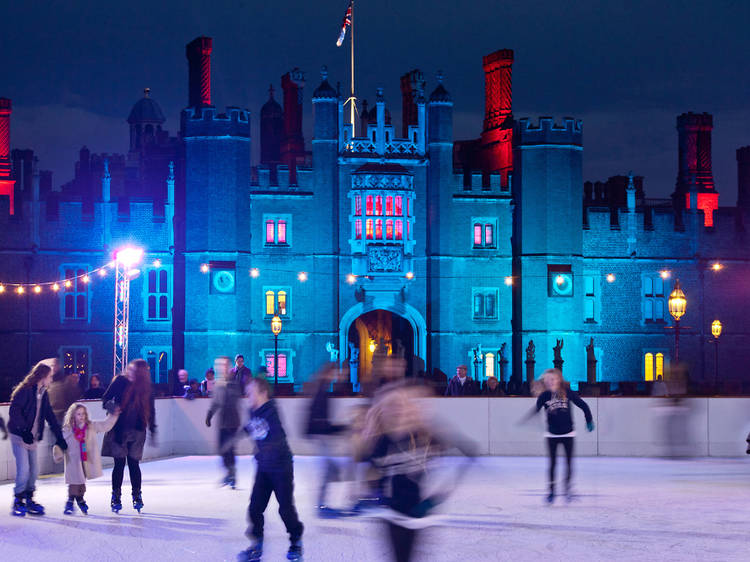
[552,273,573,296]
[212,270,236,294]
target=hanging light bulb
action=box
[98,268,107,277]
[0,285,5,293]
[16,286,25,294]
[52,283,60,292]
[64,280,72,288]
[297,271,308,282]
[33,285,42,294]
[250,268,260,278]
[82,275,90,284]
[153,259,162,268]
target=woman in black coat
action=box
[8,360,68,516]
[102,358,157,513]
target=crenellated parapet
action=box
[514,117,582,147]
[181,106,250,139]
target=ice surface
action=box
[2,455,749,561]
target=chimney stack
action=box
[674,112,718,226]
[480,49,514,188]
[186,37,213,108]
[281,68,305,185]
[400,69,425,138]
[0,98,16,214]
[737,146,750,211]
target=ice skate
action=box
[11,494,26,517]
[132,490,144,513]
[24,491,45,515]
[111,490,122,513]
[76,496,88,515]
[286,540,303,561]
[237,540,263,561]
[64,498,75,515]
[546,486,555,505]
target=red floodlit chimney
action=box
[0,98,16,214]
[400,70,425,138]
[480,49,514,188]
[737,146,750,211]
[675,112,718,226]
[186,37,213,107]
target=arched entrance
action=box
[339,302,427,388]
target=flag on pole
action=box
[336,0,353,47]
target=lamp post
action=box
[270,312,282,387]
[668,280,687,366]
[711,319,722,388]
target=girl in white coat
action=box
[60,402,119,515]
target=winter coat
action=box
[8,385,65,446]
[206,379,242,429]
[48,376,82,423]
[483,384,505,397]
[244,399,293,471]
[306,382,347,436]
[231,365,252,391]
[62,413,119,484]
[83,387,105,400]
[444,376,477,396]
[102,375,157,442]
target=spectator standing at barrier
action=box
[483,376,505,397]
[173,369,189,396]
[445,365,476,396]
[206,356,242,488]
[232,354,253,393]
[201,368,216,397]
[83,374,105,400]
[48,361,82,424]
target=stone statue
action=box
[586,338,595,361]
[553,339,564,362]
[325,342,339,362]
[525,340,535,362]
[348,343,359,363]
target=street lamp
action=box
[270,312,282,387]
[668,280,687,365]
[711,319,722,388]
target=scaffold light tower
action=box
[113,247,143,378]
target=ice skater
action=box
[0,413,8,440]
[238,376,304,562]
[206,356,242,488]
[7,360,68,516]
[523,368,594,503]
[101,358,157,513]
[59,402,120,515]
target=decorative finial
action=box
[144,87,151,98]
[103,158,110,178]
[321,65,328,82]
[376,87,384,101]
[168,161,175,182]
[436,70,444,84]
[268,84,274,99]
[627,171,635,190]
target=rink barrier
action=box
[1,397,749,482]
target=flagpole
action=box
[350,0,356,139]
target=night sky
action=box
[2,0,748,201]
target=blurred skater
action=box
[8,360,68,516]
[305,363,349,514]
[523,368,594,503]
[238,377,303,562]
[0,413,8,440]
[206,356,242,488]
[102,359,157,513]
[59,402,119,515]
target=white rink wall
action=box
[1,396,749,482]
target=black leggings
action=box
[388,523,417,562]
[112,456,142,493]
[546,437,574,492]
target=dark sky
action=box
[2,0,748,201]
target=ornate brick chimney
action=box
[0,98,16,214]
[674,112,718,226]
[480,49,514,188]
[400,69,425,138]
[186,37,213,108]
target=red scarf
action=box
[73,425,87,462]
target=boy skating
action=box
[238,377,303,561]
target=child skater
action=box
[60,402,120,515]
[8,360,68,516]
[523,368,594,503]
[238,376,304,562]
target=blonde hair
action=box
[62,402,90,431]
[542,368,567,399]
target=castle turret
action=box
[427,72,453,255]
[0,98,16,214]
[186,36,212,108]
[674,112,718,226]
[737,146,750,211]
[127,88,166,151]
[312,66,339,252]
[260,85,283,166]
[480,49,514,188]
[400,69,425,138]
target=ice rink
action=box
[2,454,749,561]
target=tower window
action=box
[355,195,362,216]
[395,196,403,216]
[375,219,383,239]
[146,267,170,321]
[375,196,383,216]
[386,196,393,216]
[355,220,362,239]
[472,218,497,248]
[366,195,373,215]
[61,265,89,321]
[277,220,287,244]
[266,221,274,244]
[386,220,394,240]
[395,220,403,240]
[264,215,292,246]
[366,219,374,239]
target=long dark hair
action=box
[11,361,52,400]
[121,359,152,426]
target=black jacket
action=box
[306,382,346,436]
[83,387,104,400]
[8,385,65,445]
[245,399,292,471]
[102,375,157,441]
[535,389,593,435]
[445,376,477,396]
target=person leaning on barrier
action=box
[444,365,477,396]
[483,376,505,397]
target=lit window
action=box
[266,221,274,244]
[277,290,287,315]
[366,219,374,239]
[265,353,287,379]
[366,196,373,215]
[145,349,170,384]
[61,266,89,321]
[62,348,89,378]
[265,290,275,315]
[376,219,383,239]
[407,221,410,240]
[485,352,495,378]
[147,268,170,321]
[407,199,411,217]
[265,288,290,317]
[355,196,362,216]
[395,220,403,240]
[474,224,482,246]
[644,352,667,381]
[386,220,393,240]
[485,224,493,246]
[386,196,393,216]
[655,353,664,379]
[355,220,362,239]
[645,353,654,381]
[278,220,287,244]
[472,219,497,248]
[395,196,403,216]
[375,196,383,216]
